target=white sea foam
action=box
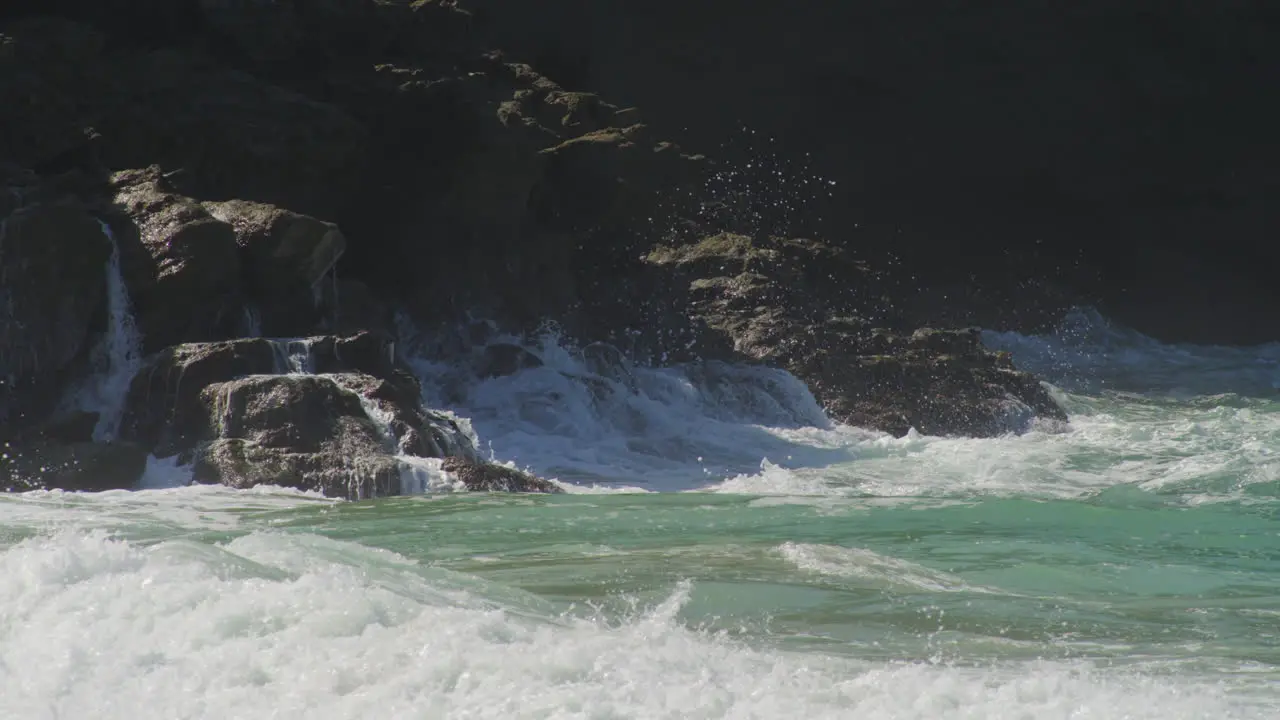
[401,315,1280,503]
[66,221,144,441]
[0,529,1268,720]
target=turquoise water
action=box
[3,311,1280,718]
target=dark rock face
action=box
[110,167,242,351]
[0,172,111,436]
[468,0,1280,346]
[191,374,404,499]
[0,8,702,337]
[121,334,455,451]
[107,167,355,350]
[120,337,279,455]
[1,440,149,492]
[204,198,346,337]
[2,0,1103,496]
[118,334,478,498]
[646,234,1066,436]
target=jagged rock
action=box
[0,439,148,492]
[116,333,481,497]
[470,0,1280,345]
[120,333,424,455]
[478,343,543,378]
[109,167,242,351]
[205,198,346,337]
[0,199,111,436]
[193,436,396,498]
[440,456,562,494]
[325,372,475,461]
[192,374,401,499]
[190,373,477,499]
[121,337,278,455]
[645,233,1067,437]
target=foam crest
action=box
[392,319,1280,503]
[0,530,1267,720]
[64,221,144,441]
[409,331,843,491]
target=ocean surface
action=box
[3,309,1280,719]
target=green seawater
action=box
[4,314,1280,718]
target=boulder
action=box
[190,373,477,499]
[325,371,475,461]
[191,374,402,499]
[205,198,346,337]
[109,167,242,351]
[645,233,1067,437]
[0,198,111,436]
[117,333,481,497]
[120,337,278,455]
[120,333,418,454]
[440,456,562,494]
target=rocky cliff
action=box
[0,0,1100,495]
[469,0,1280,346]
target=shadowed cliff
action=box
[468,0,1280,344]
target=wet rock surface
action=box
[0,0,1111,494]
[645,234,1066,437]
[0,195,111,436]
[191,374,406,499]
[440,456,562,494]
[119,334,477,498]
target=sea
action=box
[2,308,1278,719]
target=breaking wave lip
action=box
[1,529,1272,720]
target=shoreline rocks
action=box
[1,2,1079,496]
[644,233,1066,437]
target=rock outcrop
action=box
[112,332,503,498]
[1,0,1092,496]
[105,166,353,351]
[468,0,1280,346]
[645,234,1066,436]
[191,373,410,499]
[0,166,111,437]
[204,198,346,337]
[440,456,562,494]
[109,167,243,351]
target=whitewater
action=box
[3,309,1279,719]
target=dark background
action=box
[467,0,1280,344]
[5,0,1279,344]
